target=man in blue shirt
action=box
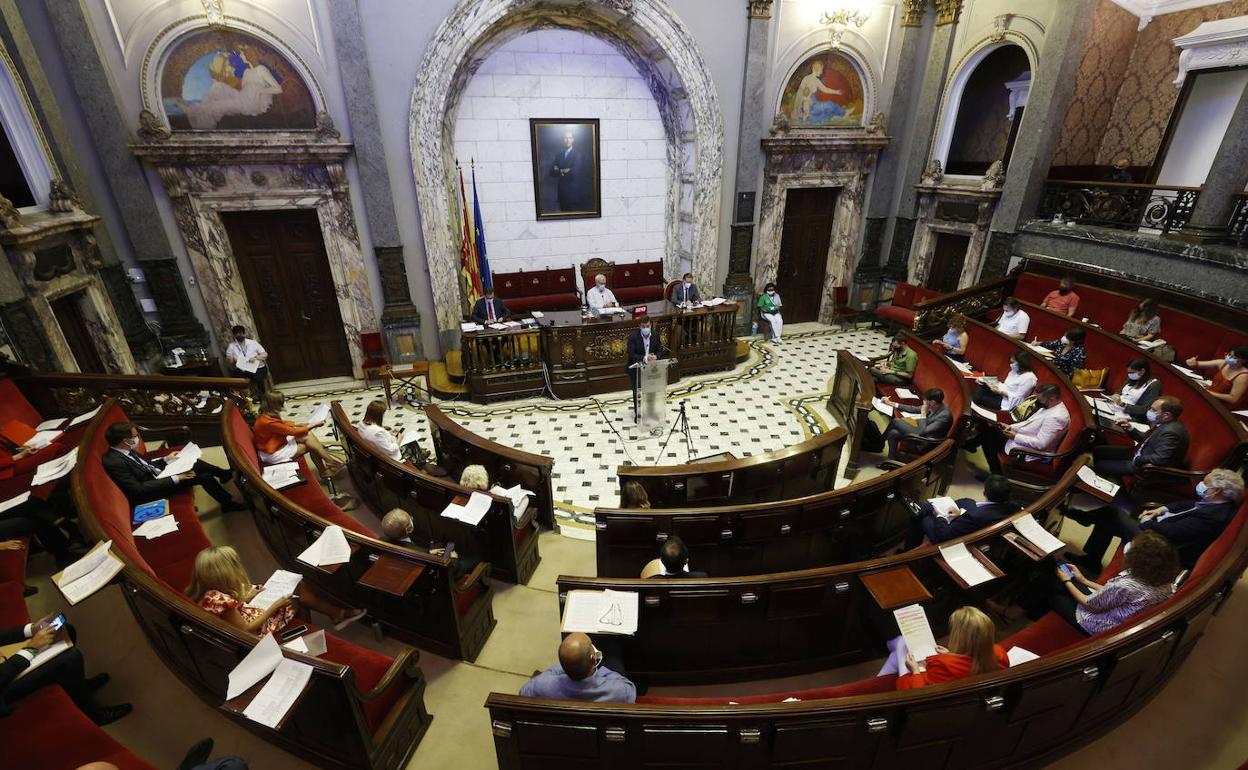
[519,632,636,703]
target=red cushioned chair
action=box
[874,282,942,330]
[830,285,860,330]
[360,331,389,386]
[494,268,581,313]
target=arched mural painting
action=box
[159,29,316,131]
[779,51,864,128]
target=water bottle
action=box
[751,321,759,336]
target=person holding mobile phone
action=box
[0,613,130,724]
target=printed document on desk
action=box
[246,569,303,610]
[0,638,73,679]
[970,403,1000,422]
[133,515,180,540]
[939,542,997,586]
[297,525,351,567]
[561,589,639,635]
[893,604,938,662]
[927,497,962,521]
[156,443,202,478]
[243,658,313,729]
[490,484,533,519]
[68,405,102,427]
[894,387,918,400]
[283,629,327,657]
[871,397,895,417]
[1012,513,1065,555]
[226,633,283,699]
[1077,466,1120,499]
[53,540,123,605]
[35,418,67,431]
[441,492,492,526]
[23,430,63,450]
[1007,646,1040,666]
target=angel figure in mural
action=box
[177,48,283,130]
[792,59,845,123]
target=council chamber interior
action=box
[0,0,1245,768]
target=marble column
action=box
[1172,83,1248,244]
[722,0,774,335]
[858,0,929,283]
[33,0,205,345]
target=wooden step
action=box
[445,350,465,381]
[428,361,467,399]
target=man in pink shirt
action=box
[1041,276,1080,316]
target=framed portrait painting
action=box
[529,118,601,220]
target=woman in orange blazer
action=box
[252,391,344,479]
[896,606,1008,689]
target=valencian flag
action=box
[471,163,492,291]
[457,163,482,307]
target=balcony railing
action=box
[1037,180,1199,234]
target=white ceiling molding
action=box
[1172,15,1248,86]
[1111,0,1230,31]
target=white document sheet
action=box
[133,515,180,540]
[246,569,303,610]
[1136,338,1166,350]
[871,397,896,417]
[939,542,997,587]
[490,484,533,521]
[488,323,508,330]
[14,640,72,679]
[1012,513,1066,555]
[305,403,331,426]
[597,306,627,316]
[398,429,420,447]
[35,418,67,431]
[1007,646,1040,666]
[970,403,999,421]
[1233,409,1248,418]
[1026,343,1054,357]
[236,358,260,374]
[156,443,202,479]
[23,430,63,450]
[242,658,314,728]
[441,491,493,526]
[0,491,31,515]
[952,360,973,374]
[561,589,640,635]
[68,405,102,427]
[894,387,918,400]
[54,540,123,605]
[927,496,962,521]
[976,376,1000,386]
[1128,420,1150,433]
[1077,465,1120,499]
[226,633,283,700]
[32,449,77,486]
[461,322,484,332]
[282,629,327,657]
[296,525,352,567]
[892,604,938,662]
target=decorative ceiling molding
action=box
[1172,15,1248,87]
[1110,0,1230,30]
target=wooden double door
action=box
[223,210,352,383]
[777,187,838,323]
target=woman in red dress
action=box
[896,606,1008,689]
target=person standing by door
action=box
[225,325,268,399]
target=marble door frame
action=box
[909,184,1001,290]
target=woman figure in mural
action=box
[178,48,283,130]
[792,59,845,123]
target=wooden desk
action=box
[220,671,312,731]
[359,554,426,596]
[935,545,1004,590]
[381,362,430,406]
[861,566,932,610]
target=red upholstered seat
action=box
[0,686,159,770]
[875,283,942,329]
[637,673,898,705]
[0,537,29,586]
[0,579,30,626]
[494,268,581,312]
[0,379,43,428]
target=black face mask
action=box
[1058,287,1071,295]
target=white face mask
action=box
[125,436,140,450]
[1004,309,1016,318]
[767,290,776,296]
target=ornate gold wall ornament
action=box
[935,0,963,26]
[901,0,927,27]
[748,0,773,20]
[136,109,171,142]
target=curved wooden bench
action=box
[71,400,430,770]
[488,491,1248,769]
[221,403,497,662]
[617,427,849,509]
[424,404,556,530]
[825,349,873,479]
[332,402,541,585]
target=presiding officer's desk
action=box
[461,300,738,402]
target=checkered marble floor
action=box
[284,323,891,532]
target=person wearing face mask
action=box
[963,383,1069,476]
[1092,396,1189,481]
[1040,276,1080,317]
[972,351,1036,412]
[869,333,918,385]
[1185,345,1248,410]
[101,422,245,511]
[1071,469,1240,570]
[995,297,1030,339]
[1033,327,1086,377]
[932,316,968,360]
[224,324,268,398]
[520,632,636,703]
[1108,359,1161,421]
[586,273,619,314]
[878,387,951,460]
[673,272,700,306]
[626,315,669,422]
[757,282,783,342]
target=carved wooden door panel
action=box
[777,187,837,323]
[224,209,352,382]
[928,232,970,293]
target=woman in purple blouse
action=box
[1053,530,1180,635]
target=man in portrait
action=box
[550,131,588,212]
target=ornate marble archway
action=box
[410,0,724,345]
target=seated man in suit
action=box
[1092,396,1188,481]
[1072,468,1241,569]
[520,632,636,703]
[379,508,473,579]
[586,273,619,314]
[0,615,130,725]
[471,286,511,324]
[101,422,244,511]
[905,474,1020,548]
[626,315,669,422]
[880,388,952,460]
[649,535,708,578]
[964,383,1070,476]
[673,272,700,306]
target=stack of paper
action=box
[32,449,77,486]
[1173,366,1211,384]
[398,429,420,447]
[304,404,331,425]
[952,360,974,374]
[702,297,726,307]
[1012,513,1066,555]
[490,483,534,521]
[246,569,303,610]
[488,323,508,330]
[503,320,522,328]
[1026,343,1054,357]
[938,542,998,586]
[227,634,284,700]
[1077,466,1120,498]
[561,589,640,635]
[237,358,260,374]
[296,525,352,567]
[23,430,63,450]
[243,658,313,728]
[927,497,962,521]
[68,405,102,428]
[970,403,1000,421]
[54,540,124,604]
[35,418,67,431]
[1136,338,1166,350]
[461,322,484,332]
[894,387,918,400]
[0,491,31,515]
[133,515,180,540]
[156,443,203,479]
[853,353,872,363]
[597,306,627,315]
[1233,409,1248,418]
[976,376,1000,386]
[262,462,302,490]
[282,629,327,657]
[892,604,938,662]
[441,491,493,526]
[871,397,896,417]
[1007,646,1040,666]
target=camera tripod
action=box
[657,399,696,461]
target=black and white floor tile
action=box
[285,323,892,534]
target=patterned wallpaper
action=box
[1051,0,1138,168]
[1095,0,1248,167]
[948,46,1030,168]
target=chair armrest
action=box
[1006,446,1076,462]
[1135,464,1207,481]
[454,559,491,592]
[135,424,192,446]
[356,646,421,702]
[897,434,943,451]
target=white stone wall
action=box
[452,30,668,283]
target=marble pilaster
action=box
[410,0,724,344]
[908,181,1002,289]
[895,21,958,221]
[1173,83,1248,243]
